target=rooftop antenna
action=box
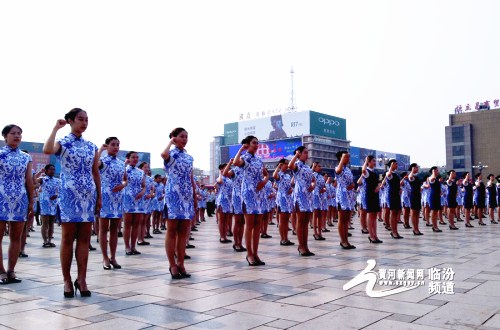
[288,66,297,112]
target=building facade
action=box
[445,107,500,175]
[211,110,410,180]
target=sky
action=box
[1,0,499,172]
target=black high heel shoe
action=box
[449,226,459,230]
[74,280,91,297]
[340,242,356,249]
[254,257,266,266]
[368,237,383,244]
[169,267,183,279]
[413,230,424,236]
[465,223,474,228]
[64,282,74,298]
[178,267,191,278]
[233,245,247,252]
[297,247,315,256]
[110,260,122,269]
[246,256,258,266]
[390,233,404,239]
[432,227,442,232]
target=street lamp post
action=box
[472,162,488,174]
[377,154,389,172]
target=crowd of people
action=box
[1,108,499,297]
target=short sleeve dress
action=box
[240,152,265,215]
[123,165,145,213]
[0,146,32,221]
[99,155,125,219]
[275,171,293,213]
[56,133,98,222]
[292,160,314,213]
[336,166,354,211]
[40,176,61,216]
[163,147,195,220]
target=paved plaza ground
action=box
[1,215,500,330]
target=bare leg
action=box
[165,220,179,274]
[75,222,92,291]
[176,221,191,272]
[60,223,77,292]
[130,214,140,251]
[99,218,110,264]
[7,222,24,272]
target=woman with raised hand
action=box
[384,159,403,239]
[98,137,127,270]
[427,166,443,232]
[356,173,368,235]
[289,146,315,256]
[43,109,101,297]
[496,175,500,222]
[273,158,294,246]
[462,172,474,228]
[486,174,498,224]
[161,127,196,279]
[400,171,412,229]
[0,125,34,285]
[233,136,268,265]
[335,151,356,249]
[137,162,154,246]
[122,151,146,255]
[34,164,61,248]
[311,162,327,241]
[361,156,382,243]
[222,159,246,252]
[474,173,487,226]
[216,163,233,244]
[446,170,459,230]
[151,174,165,235]
[407,163,423,235]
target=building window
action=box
[453,159,465,169]
[451,126,464,143]
[452,145,465,156]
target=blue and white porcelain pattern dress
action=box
[276,171,293,213]
[163,147,195,220]
[142,175,155,214]
[99,154,125,218]
[151,181,165,212]
[240,152,265,214]
[0,146,32,221]
[123,164,145,214]
[216,176,233,213]
[39,175,61,216]
[230,166,243,215]
[313,172,327,211]
[56,133,97,222]
[336,166,354,211]
[292,160,314,212]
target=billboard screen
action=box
[223,122,239,145]
[237,111,310,142]
[220,138,303,164]
[309,111,347,140]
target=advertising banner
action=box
[237,111,310,142]
[309,111,347,140]
[221,138,303,164]
[223,122,239,145]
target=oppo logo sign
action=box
[318,117,340,126]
